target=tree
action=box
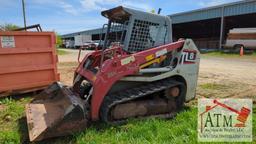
[0,23,20,31]
[55,33,62,48]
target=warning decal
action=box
[1,36,15,48]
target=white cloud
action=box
[198,0,237,7]
[122,1,153,12]
[30,0,153,15]
[31,0,79,15]
[79,0,153,12]
[41,18,107,34]
[80,0,120,11]
[59,1,79,15]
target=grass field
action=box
[0,96,255,144]
[200,83,230,90]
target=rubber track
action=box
[100,78,183,124]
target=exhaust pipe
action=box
[26,82,89,141]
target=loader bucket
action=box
[25,82,89,141]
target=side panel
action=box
[179,41,200,101]
[121,39,200,101]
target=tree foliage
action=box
[0,23,20,31]
[55,33,62,47]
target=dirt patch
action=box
[58,49,92,63]
[57,49,93,85]
[199,57,256,85]
[58,62,78,86]
[197,56,256,102]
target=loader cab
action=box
[101,6,173,53]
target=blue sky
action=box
[0,0,239,34]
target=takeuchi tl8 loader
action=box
[25,6,200,141]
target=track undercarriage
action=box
[100,79,186,123]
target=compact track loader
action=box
[25,6,200,141]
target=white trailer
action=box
[74,35,92,48]
[65,40,75,48]
[224,28,256,52]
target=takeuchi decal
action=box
[181,50,197,64]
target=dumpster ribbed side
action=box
[0,31,59,97]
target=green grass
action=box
[57,49,68,55]
[73,108,197,144]
[0,97,255,144]
[200,83,229,90]
[0,97,31,144]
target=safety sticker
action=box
[155,48,167,57]
[1,36,15,48]
[121,56,135,65]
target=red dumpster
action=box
[0,31,59,97]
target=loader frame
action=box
[74,39,200,120]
